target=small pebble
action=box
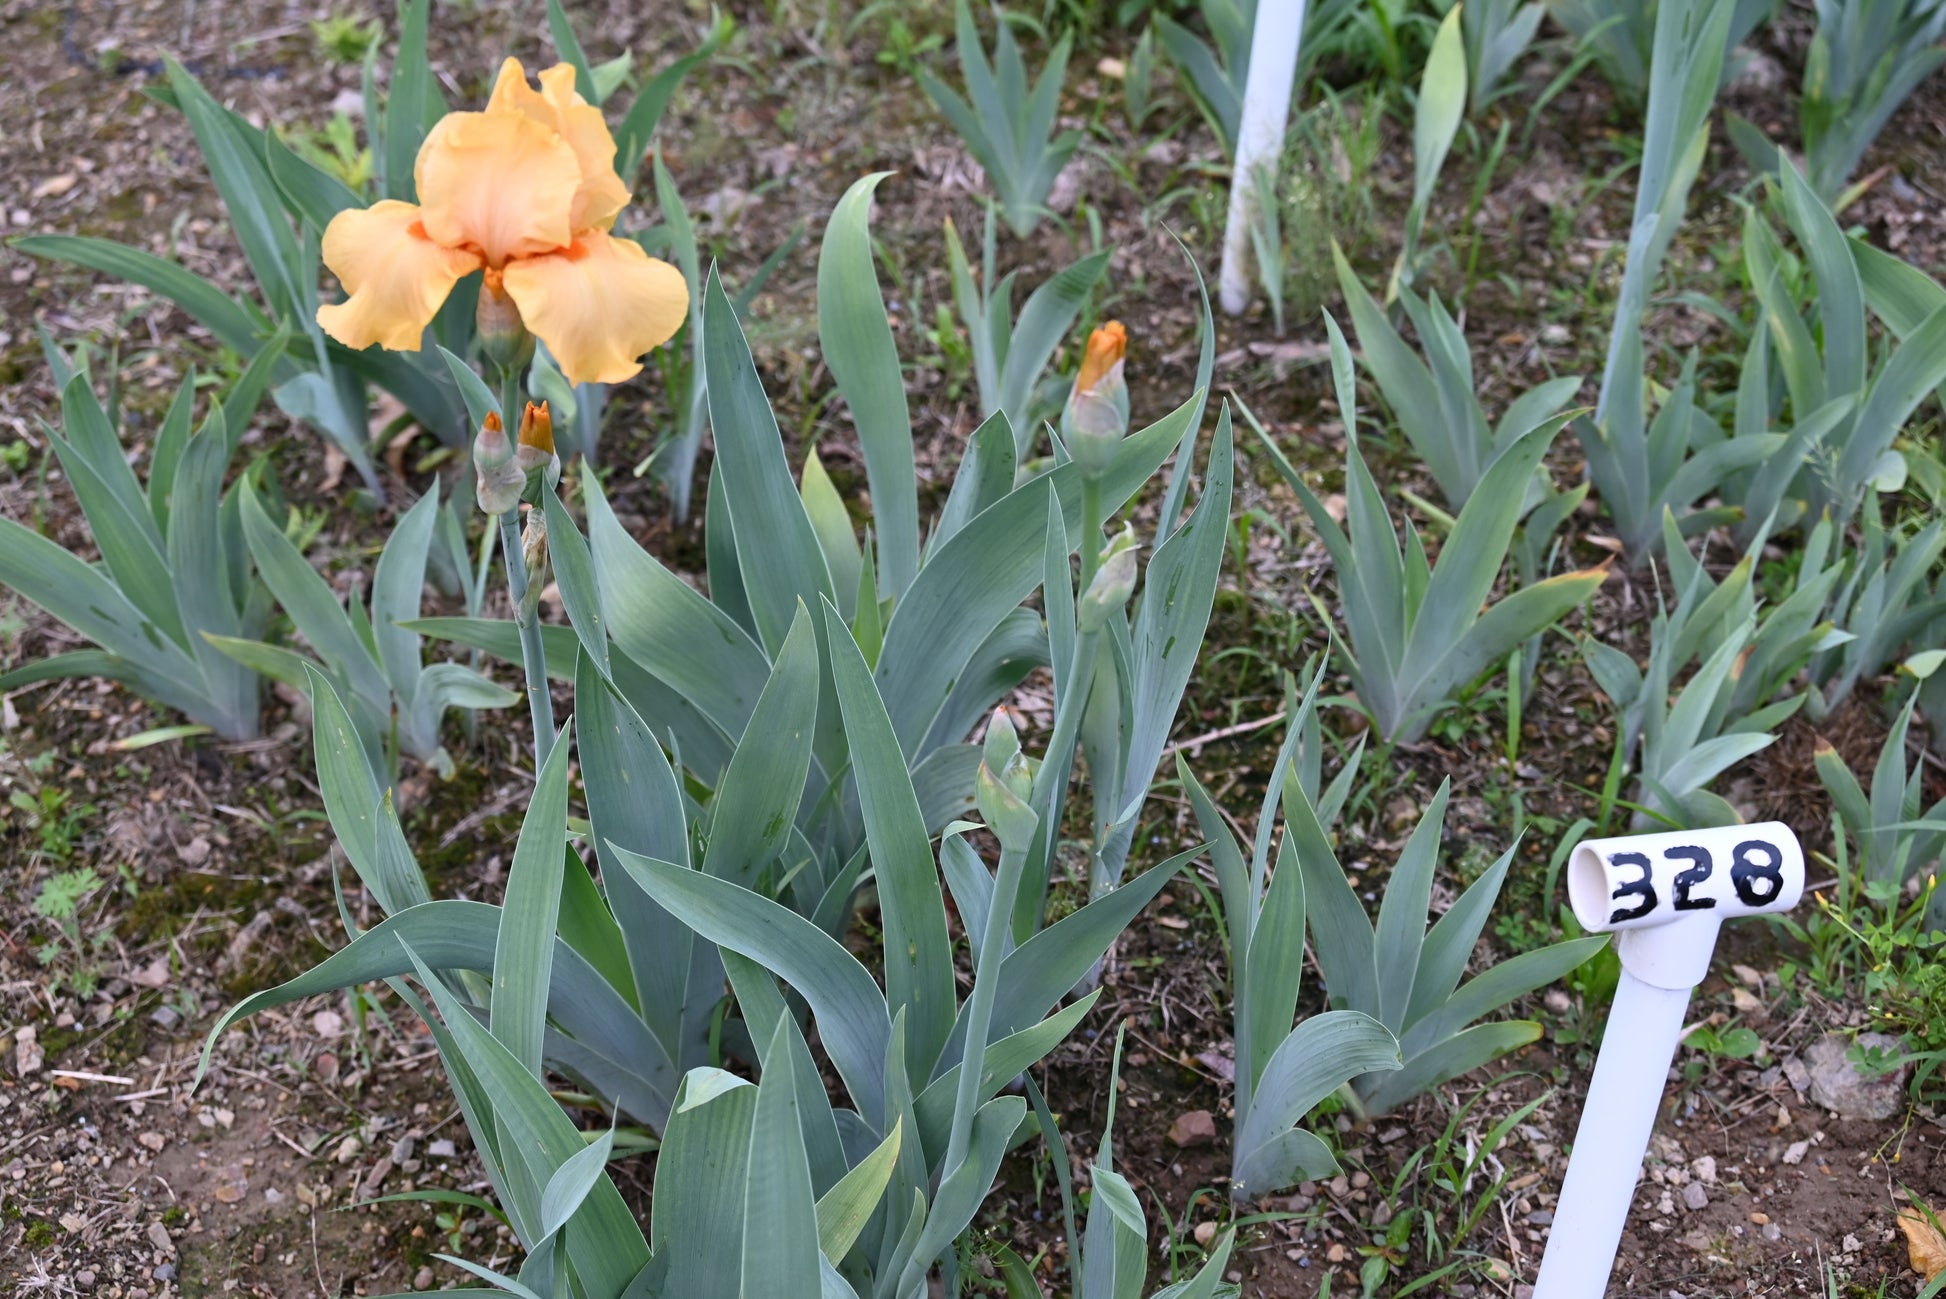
[414,1266,435,1291]
[1167,1110,1216,1148]
[1681,1181,1709,1211]
[1782,1140,1810,1165]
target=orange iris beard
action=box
[316,58,688,387]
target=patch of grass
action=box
[1339,1083,1548,1293]
[1274,85,1390,324]
[310,13,383,64]
[848,2,947,78]
[279,113,372,191]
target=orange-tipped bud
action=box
[1075,321,1128,395]
[517,400,555,463]
[475,410,525,514]
[475,410,514,474]
[1066,321,1130,481]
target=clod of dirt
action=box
[1167,1110,1217,1148]
[1802,1031,1909,1119]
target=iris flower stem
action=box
[499,507,555,771]
[488,363,554,771]
[1078,477,1104,597]
[496,367,524,446]
[945,835,1032,1180]
[1013,626,1100,944]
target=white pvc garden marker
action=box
[1533,823,1804,1298]
[1218,0,1308,315]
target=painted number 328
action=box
[1608,840,1785,924]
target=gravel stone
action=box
[1803,1032,1908,1120]
[1167,1110,1216,1148]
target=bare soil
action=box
[2,0,1945,1296]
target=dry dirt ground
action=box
[2,0,1945,1296]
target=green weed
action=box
[310,13,384,64]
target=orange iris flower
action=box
[316,58,688,386]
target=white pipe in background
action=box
[1532,823,1805,1299]
[1218,0,1308,316]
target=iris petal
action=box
[501,232,689,385]
[416,107,581,266]
[488,59,630,234]
[316,200,482,352]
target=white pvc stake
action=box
[1533,823,1804,1299]
[1218,0,1308,316]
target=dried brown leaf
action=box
[1898,1206,1946,1280]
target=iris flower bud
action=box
[474,412,526,515]
[476,269,536,371]
[1078,526,1139,632]
[519,509,550,623]
[976,708,1039,850]
[1063,322,1129,482]
[516,400,560,483]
